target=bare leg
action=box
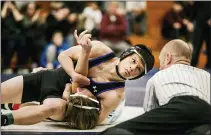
[1,76,24,104]
[13,105,55,125]
[6,98,66,125]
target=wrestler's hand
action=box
[71,71,90,86]
[32,67,48,73]
[62,83,72,102]
[74,30,92,53]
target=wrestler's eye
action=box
[137,67,141,72]
[132,58,136,63]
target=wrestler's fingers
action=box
[74,30,79,42]
[85,34,92,41]
[78,30,88,41]
[87,39,93,48]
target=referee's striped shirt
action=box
[143,64,210,112]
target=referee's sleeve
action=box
[143,78,157,112]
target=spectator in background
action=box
[176,1,195,22]
[82,2,102,39]
[100,2,130,57]
[63,1,87,33]
[45,2,70,42]
[14,1,30,10]
[191,2,211,70]
[63,1,86,14]
[125,1,147,36]
[20,2,47,69]
[66,13,78,47]
[1,1,27,74]
[161,3,194,43]
[40,31,69,69]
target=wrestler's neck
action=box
[103,57,124,81]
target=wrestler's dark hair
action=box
[64,96,100,130]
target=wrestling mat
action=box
[1,106,144,135]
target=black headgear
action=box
[116,44,155,80]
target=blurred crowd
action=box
[1,1,210,74]
[161,2,211,70]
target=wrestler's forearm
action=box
[75,49,90,76]
[58,53,75,77]
[62,84,72,101]
[12,105,56,125]
[72,49,90,92]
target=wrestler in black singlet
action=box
[22,52,125,103]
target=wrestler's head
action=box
[116,44,155,80]
[65,93,100,129]
[159,39,193,70]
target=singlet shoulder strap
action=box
[86,79,125,96]
[89,52,115,69]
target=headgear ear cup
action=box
[116,44,154,80]
[135,44,155,73]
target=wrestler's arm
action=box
[71,30,92,93]
[98,88,124,124]
[58,39,112,88]
[58,40,112,77]
[62,83,72,101]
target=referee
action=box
[102,39,211,134]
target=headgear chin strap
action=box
[116,44,154,80]
[115,59,127,80]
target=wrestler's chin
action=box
[121,72,128,79]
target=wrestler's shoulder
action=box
[91,41,113,56]
[92,40,112,51]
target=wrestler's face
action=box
[76,88,96,99]
[118,53,144,79]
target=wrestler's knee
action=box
[42,98,66,114]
